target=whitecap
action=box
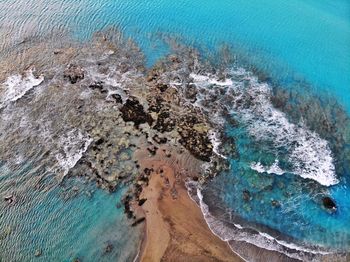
[250,159,285,175]
[193,186,332,261]
[55,129,92,177]
[209,130,227,159]
[190,73,233,86]
[0,69,44,109]
[190,69,338,187]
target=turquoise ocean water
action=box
[0,0,349,260]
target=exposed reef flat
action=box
[0,30,240,261]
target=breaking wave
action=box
[0,68,44,109]
[250,160,286,176]
[186,181,333,261]
[55,129,92,178]
[190,69,338,186]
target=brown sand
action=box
[135,158,242,262]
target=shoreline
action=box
[133,148,242,262]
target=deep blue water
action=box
[0,0,350,260]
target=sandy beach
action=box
[133,148,242,262]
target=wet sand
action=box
[134,151,242,262]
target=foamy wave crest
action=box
[250,160,285,175]
[190,70,338,187]
[0,69,44,109]
[55,129,92,177]
[209,130,227,159]
[187,182,332,261]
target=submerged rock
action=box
[242,190,252,202]
[34,249,42,257]
[104,243,113,253]
[4,194,16,205]
[271,200,281,208]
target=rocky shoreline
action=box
[1,30,347,261]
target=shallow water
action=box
[0,0,350,261]
[1,0,349,110]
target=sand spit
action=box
[133,148,242,262]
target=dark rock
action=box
[178,129,213,162]
[131,217,145,227]
[53,50,63,55]
[157,83,169,92]
[64,64,85,84]
[242,190,251,202]
[153,110,176,133]
[322,197,337,211]
[147,146,158,156]
[95,138,105,146]
[271,200,281,208]
[143,168,154,176]
[148,96,164,113]
[152,134,167,144]
[138,198,147,206]
[120,97,154,128]
[111,94,122,103]
[88,81,104,90]
[104,244,113,253]
[122,194,134,219]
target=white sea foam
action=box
[55,129,92,177]
[190,69,338,187]
[193,186,332,261]
[209,130,227,159]
[250,159,285,175]
[0,69,44,109]
[190,73,233,86]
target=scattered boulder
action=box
[131,217,145,227]
[322,196,337,211]
[63,64,84,84]
[111,94,122,104]
[152,134,167,144]
[138,198,147,206]
[157,83,169,92]
[147,146,158,156]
